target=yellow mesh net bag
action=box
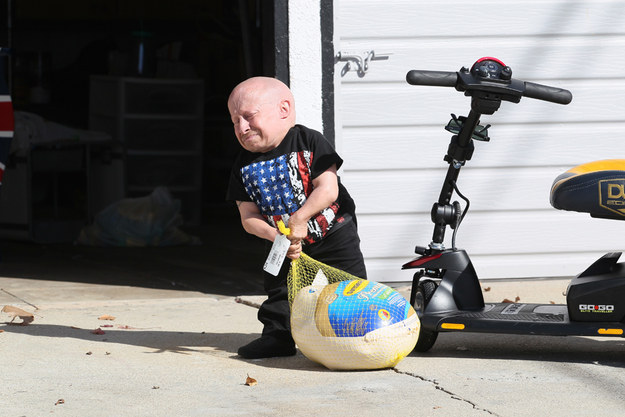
[287,253,360,307]
[274,219,363,307]
[286,250,420,370]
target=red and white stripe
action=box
[0,94,14,185]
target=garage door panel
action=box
[338,0,625,39]
[338,36,625,82]
[342,122,624,170]
[344,166,569,214]
[340,80,622,127]
[356,211,625,259]
[359,211,625,281]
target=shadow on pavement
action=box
[0,322,330,371]
[1,322,250,355]
[411,332,625,368]
[0,208,267,297]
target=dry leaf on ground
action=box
[483,287,491,292]
[245,374,258,386]
[98,315,116,321]
[91,328,106,335]
[2,305,34,325]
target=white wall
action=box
[288,0,324,132]
[334,0,625,282]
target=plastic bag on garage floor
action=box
[76,186,201,247]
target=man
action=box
[226,76,366,359]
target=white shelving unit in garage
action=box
[89,76,204,225]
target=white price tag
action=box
[263,234,291,276]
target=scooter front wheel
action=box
[410,278,439,352]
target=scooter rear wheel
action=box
[411,279,439,352]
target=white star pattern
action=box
[240,152,323,228]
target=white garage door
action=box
[334,0,625,282]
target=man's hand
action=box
[285,215,308,244]
[286,240,302,260]
[285,164,339,245]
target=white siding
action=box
[289,0,324,132]
[335,0,625,282]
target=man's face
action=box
[228,88,283,153]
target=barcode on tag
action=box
[263,234,290,276]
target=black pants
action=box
[258,219,367,342]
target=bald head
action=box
[230,77,294,111]
[228,77,296,153]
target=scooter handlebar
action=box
[406,68,572,105]
[406,70,458,87]
[523,81,572,105]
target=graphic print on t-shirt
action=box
[241,151,312,216]
[240,150,339,244]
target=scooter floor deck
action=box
[425,303,625,337]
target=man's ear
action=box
[278,99,291,119]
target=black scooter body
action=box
[404,251,625,340]
[566,252,625,323]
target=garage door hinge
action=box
[335,50,390,78]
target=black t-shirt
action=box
[226,124,356,244]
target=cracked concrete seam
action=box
[233,295,499,416]
[1,288,39,310]
[393,368,501,416]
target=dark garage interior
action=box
[0,0,285,295]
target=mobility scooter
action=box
[402,57,625,352]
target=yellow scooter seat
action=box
[550,160,625,220]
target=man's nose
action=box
[236,118,250,134]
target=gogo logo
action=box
[579,304,615,313]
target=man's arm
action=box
[237,201,279,242]
[236,200,302,259]
[286,164,339,243]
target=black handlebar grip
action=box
[406,70,458,87]
[523,81,572,105]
